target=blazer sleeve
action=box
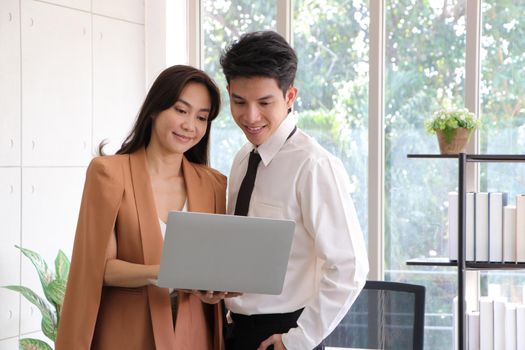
[55,157,124,350]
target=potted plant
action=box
[425,108,480,154]
[2,245,70,350]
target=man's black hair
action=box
[220,31,298,95]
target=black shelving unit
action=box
[406,153,525,350]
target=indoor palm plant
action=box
[425,108,480,154]
[2,245,70,350]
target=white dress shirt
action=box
[225,114,369,350]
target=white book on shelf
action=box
[489,192,507,262]
[467,311,480,350]
[494,297,508,350]
[504,205,517,262]
[479,297,494,350]
[476,192,489,262]
[453,296,458,350]
[467,192,475,261]
[449,192,459,261]
[506,303,517,350]
[488,284,502,298]
[517,195,525,262]
[516,304,525,350]
[453,297,476,350]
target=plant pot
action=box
[435,128,472,154]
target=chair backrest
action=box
[324,280,425,350]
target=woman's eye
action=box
[233,100,245,105]
[175,107,187,114]
[198,116,209,122]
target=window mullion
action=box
[368,0,385,281]
[276,0,292,44]
[464,0,482,337]
[188,0,202,68]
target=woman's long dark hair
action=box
[100,65,221,165]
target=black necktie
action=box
[234,150,261,216]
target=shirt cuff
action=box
[282,326,316,350]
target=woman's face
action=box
[151,82,211,155]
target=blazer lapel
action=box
[129,147,162,265]
[182,157,215,213]
[129,148,175,350]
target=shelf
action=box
[407,258,525,270]
[407,154,525,162]
[407,152,525,350]
[407,154,458,159]
[465,262,525,270]
[466,154,525,162]
[406,257,457,266]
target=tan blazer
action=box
[56,148,226,350]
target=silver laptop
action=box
[158,211,295,295]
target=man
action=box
[220,31,369,350]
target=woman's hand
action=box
[188,290,243,304]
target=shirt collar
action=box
[257,114,297,166]
[237,113,298,166]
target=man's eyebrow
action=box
[231,93,245,100]
[231,93,274,101]
[178,98,210,112]
[257,95,274,101]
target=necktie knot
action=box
[248,150,262,170]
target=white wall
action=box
[0,0,145,347]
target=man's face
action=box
[228,76,297,146]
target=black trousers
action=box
[226,308,325,350]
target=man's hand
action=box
[257,334,286,350]
[189,290,242,304]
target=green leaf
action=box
[54,250,70,281]
[41,313,57,342]
[45,279,66,308]
[4,285,57,341]
[19,338,52,350]
[15,245,53,291]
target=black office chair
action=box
[324,280,425,350]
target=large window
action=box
[293,0,369,240]
[384,1,466,348]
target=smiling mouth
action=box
[245,125,266,134]
[173,132,193,142]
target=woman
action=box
[56,65,230,349]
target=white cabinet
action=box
[21,0,92,166]
[20,167,85,333]
[0,169,20,340]
[0,338,18,350]
[0,0,21,166]
[93,0,144,24]
[93,16,145,155]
